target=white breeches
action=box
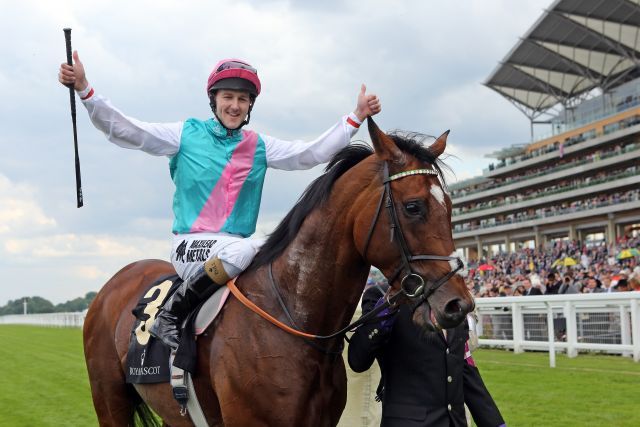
[171,232,265,280]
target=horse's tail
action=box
[129,384,162,427]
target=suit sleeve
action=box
[347,286,390,373]
[463,351,505,427]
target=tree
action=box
[0,291,98,314]
[55,297,87,313]
[0,298,25,315]
[0,297,56,315]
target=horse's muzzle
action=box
[439,297,473,328]
[413,294,474,332]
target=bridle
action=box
[362,162,464,300]
[225,161,465,342]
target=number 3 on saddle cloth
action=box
[125,275,230,384]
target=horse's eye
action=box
[404,201,424,216]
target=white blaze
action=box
[449,251,468,278]
[430,184,446,211]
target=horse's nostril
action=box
[444,299,462,316]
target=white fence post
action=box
[546,302,555,368]
[512,302,523,354]
[620,305,632,357]
[631,298,640,363]
[565,300,577,358]
[476,312,484,337]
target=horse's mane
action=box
[249,131,450,269]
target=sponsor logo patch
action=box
[175,240,188,262]
[129,365,162,376]
[185,239,217,263]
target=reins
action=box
[226,272,403,340]
[226,160,463,342]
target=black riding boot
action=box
[149,265,221,349]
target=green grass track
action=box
[0,325,96,426]
[1,325,639,426]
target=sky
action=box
[0,0,552,306]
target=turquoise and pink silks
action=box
[170,118,267,237]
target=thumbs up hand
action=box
[58,50,89,91]
[354,83,382,121]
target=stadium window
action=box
[604,121,622,135]
[548,236,570,245]
[585,232,605,247]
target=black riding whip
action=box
[63,28,83,208]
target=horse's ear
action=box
[428,130,449,158]
[367,117,404,163]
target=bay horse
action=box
[83,118,474,426]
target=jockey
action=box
[58,52,382,349]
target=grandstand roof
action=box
[485,0,640,118]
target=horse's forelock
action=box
[387,131,451,190]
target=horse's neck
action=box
[273,203,369,335]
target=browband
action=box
[385,168,437,183]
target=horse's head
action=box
[355,118,474,332]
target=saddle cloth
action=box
[125,275,230,384]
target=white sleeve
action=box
[262,112,362,170]
[77,86,182,157]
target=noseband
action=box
[362,162,464,300]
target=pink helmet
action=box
[206,59,261,96]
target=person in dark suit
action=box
[557,275,578,294]
[522,278,542,296]
[348,284,505,427]
[544,272,562,295]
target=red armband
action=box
[347,117,361,128]
[80,87,94,100]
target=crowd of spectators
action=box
[452,165,638,217]
[465,235,640,298]
[452,141,638,200]
[364,235,640,299]
[472,114,640,185]
[454,188,640,232]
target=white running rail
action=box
[0,311,86,328]
[475,292,640,365]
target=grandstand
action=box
[452,0,640,260]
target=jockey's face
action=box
[215,89,252,129]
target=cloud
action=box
[424,83,530,154]
[73,265,111,281]
[3,234,166,259]
[0,174,57,234]
[0,173,167,305]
